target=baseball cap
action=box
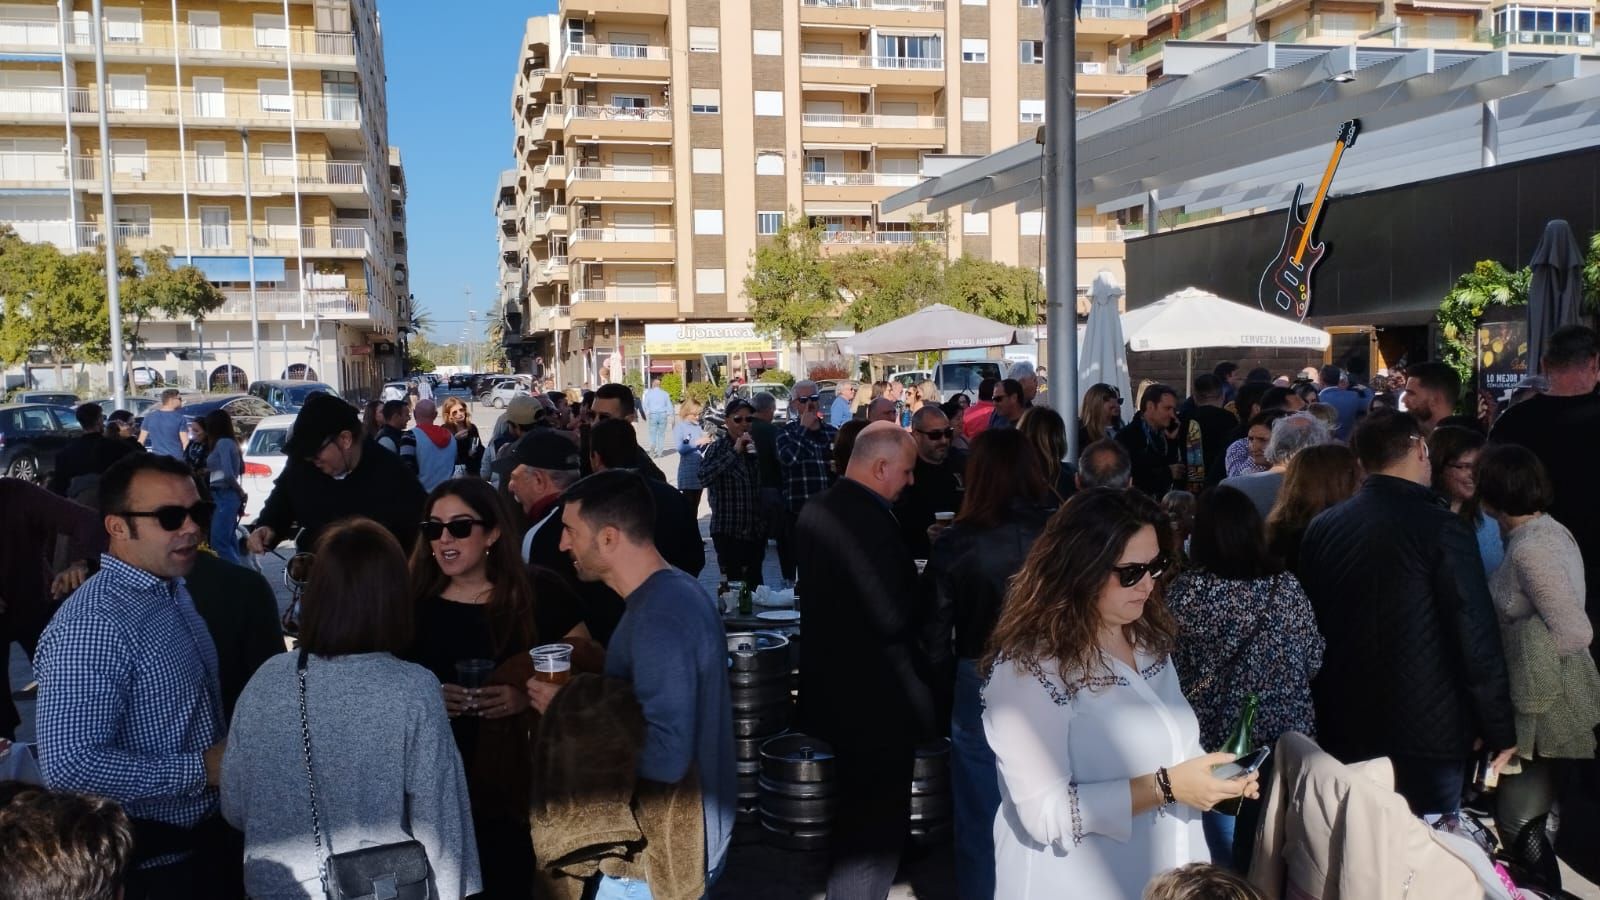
[725,396,754,416]
[504,394,541,426]
[284,392,361,459]
[492,428,581,478]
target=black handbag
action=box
[296,649,433,900]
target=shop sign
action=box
[1476,318,1530,424]
[347,344,373,356]
[644,323,776,355]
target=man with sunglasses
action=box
[698,397,767,589]
[894,406,965,559]
[775,380,839,586]
[33,454,230,897]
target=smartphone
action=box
[1212,746,1271,780]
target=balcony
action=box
[817,229,946,256]
[560,0,669,20]
[527,104,568,143]
[1079,3,1150,36]
[1177,8,1228,39]
[214,289,375,322]
[532,155,567,189]
[71,155,366,196]
[571,286,677,320]
[561,42,671,80]
[0,17,357,66]
[0,151,68,187]
[802,171,923,202]
[1077,225,1147,256]
[540,256,570,283]
[564,105,671,141]
[799,54,946,88]
[569,226,674,260]
[78,222,375,259]
[533,205,570,237]
[799,0,945,28]
[0,85,360,128]
[1124,37,1167,68]
[1490,29,1594,48]
[531,304,573,333]
[1075,60,1149,93]
[568,165,675,201]
[800,112,946,146]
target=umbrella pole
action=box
[1185,348,1193,395]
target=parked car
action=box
[248,380,334,414]
[733,382,791,421]
[182,394,280,445]
[893,361,1009,398]
[90,396,159,418]
[15,391,79,408]
[379,382,409,403]
[0,403,82,483]
[241,413,296,521]
[485,380,532,409]
[474,375,519,402]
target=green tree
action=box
[831,236,946,332]
[942,255,1042,327]
[408,333,459,372]
[480,316,510,373]
[744,214,837,356]
[120,247,225,389]
[0,227,114,388]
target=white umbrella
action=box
[837,303,1017,356]
[1122,287,1332,389]
[1079,270,1133,405]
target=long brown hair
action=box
[1019,406,1068,498]
[409,479,539,657]
[302,518,416,657]
[1080,383,1120,442]
[983,488,1177,680]
[1265,444,1361,548]
[958,429,1048,529]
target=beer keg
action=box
[909,738,953,846]
[729,632,793,823]
[758,733,836,852]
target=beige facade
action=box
[503,0,1592,378]
[0,0,406,396]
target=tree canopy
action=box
[0,227,115,384]
[744,214,837,355]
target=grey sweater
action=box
[221,652,481,899]
[1491,514,1592,656]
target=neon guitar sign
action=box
[1258,119,1360,321]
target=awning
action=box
[1408,0,1488,8]
[805,202,873,216]
[742,352,778,368]
[647,362,675,373]
[0,53,61,62]
[803,142,872,151]
[802,83,871,94]
[188,256,287,283]
[877,201,929,224]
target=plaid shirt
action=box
[776,420,839,513]
[698,436,765,539]
[35,554,224,833]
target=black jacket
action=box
[893,455,965,559]
[253,437,427,553]
[187,552,283,719]
[48,432,137,498]
[1299,475,1515,762]
[924,502,1055,667]
[641,475,705,577]
[1184,404,1239,488]
[795,479,937,753]
[1116,415,1181,497]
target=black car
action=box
[247,380,334,414]
[0,403,82,483]
[182,394,280,444]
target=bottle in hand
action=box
[1213,693,1259,816]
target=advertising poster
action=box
[1476,318,1530,427]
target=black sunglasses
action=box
[1111,554,1172,588]
[792,394,819,404]
[728,415,753,424]
[915,427,955,440]
[123,501,215,532]
[420,518,488,541]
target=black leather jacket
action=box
[1298,475,1515,761]
[922,502,1055,667]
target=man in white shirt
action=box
[641,377,674,457]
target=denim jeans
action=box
[1203,809,1236,868]
[209,487,242,566]
[951,658,1000,900]
[592,857,725,900]
[647,416,668,453]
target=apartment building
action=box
[503,0,1593,382]
[0,0,407,396]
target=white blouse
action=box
[982,650,1209,899]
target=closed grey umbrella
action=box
[1527,219,1586,374]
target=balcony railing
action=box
[540,205,569,223]
[1077,225,1148,241]
[566,105,671,123]
[573,287,676,304]
[0,17,355,56]
[820,230,946,245]
[1080,4,1147,19]
[569,165,673,182]
[800,0,946,10]
[800,113,945,129]
[1178,9,1227,37]
[1127,38,1167,63]
[73,222,374,254]
[216,289,371,317]
[69,154,364,188]
[802,171,923,187]
[543,256,569,272]
[0,85,359,123]
[800,53,945,70]
[546,155,567,169]
[563,41,671,63]
[570,226,674,243]
[1490,29,1594,47]
[0,151,68,181]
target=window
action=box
[963,0,988,6]
[689,26,719,52]
[265,207,297,243]
[877,33,941,62]
[1321,13,1362,36]
[694,209,724,235]
[963,212,990,234]
[108,74,146,111]
[754,91,783,116]
[692,148,722,174]
[110,139,146,177]
[113,204,150,236]
[104,7,142,43]
[1020,99,1045,123]
[961,39,988,62]
[253,13,288,48]
[262,142,295,177]
[756,152,784,176]
[194,140,228,182]
[188,11,221,50]
[258,78,292,113]
[696,268,726,294]
[1022,0,1041,6]
[753,29,782,55]
[1020,211,1043,235]
[192,76,224,117]
[962,97,989,122]
[1020,40,1044,63]
[691,88,721,114]
[757,212,783,235]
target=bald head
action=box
[867,397,898,423]
[413,399,437,424]
[845,422,917,502]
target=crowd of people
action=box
[1,325,1598,900]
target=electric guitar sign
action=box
[1258,119,1360,320]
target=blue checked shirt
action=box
[776,420,839,513]
[35,554,224,830]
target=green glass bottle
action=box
[1214,693,1259,816]
[738,581,754,616]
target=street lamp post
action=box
[1044,0,1081,460]
[240,127,263,382]
[90,0,125,408]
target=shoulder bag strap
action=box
[296,648,332,898]
[1186,574,1281,700]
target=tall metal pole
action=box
[241,128,263,382]
[90,0,125,407]
[1043,0,1081,460]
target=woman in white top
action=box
[982,487,1261,899]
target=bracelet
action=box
[1155,767,1176,806]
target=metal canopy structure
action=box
[884,41,1600,221]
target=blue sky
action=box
[383,0,551,343]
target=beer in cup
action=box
[530,643,574,685]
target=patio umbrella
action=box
[836,303,1017,356]
[1079,270,1133,407]
[1121,287,1331,388]
[1527,219,1586,375]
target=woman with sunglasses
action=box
[403,479,592,896]
[1167,485,1322,872]
[440,397,484,479]
[1077,383,1124,451]
[982,488,1258,899]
